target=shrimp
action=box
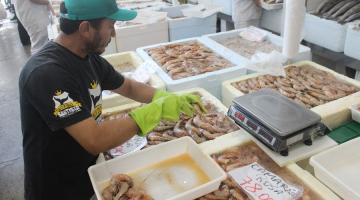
[185,118,205,143]
[193,115,228,133]
[322,86,347,100]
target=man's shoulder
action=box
[19,44,69,89]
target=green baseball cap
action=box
[61,0,137,21]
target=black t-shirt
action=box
[19,41,124,200]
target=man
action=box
[19,0,200,199]
[232,0,262,29]
[14,0,55,54]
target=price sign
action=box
[228,162,303,200]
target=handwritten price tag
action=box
[228,162,303,200]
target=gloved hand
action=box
[179,93,207,116]
[152,90,172,101]
[129,92,206,136]
[153,90,207,114]
[130,95,182,136]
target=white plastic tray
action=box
[101,51,165,109]
[88,137,227,200]
[201,27,312,63]
[344,23,360,60]
[136,37,247,99]
[304,13,348,52]
[199,132,341,200]
[222,61,360,130]
[310,138,360,200]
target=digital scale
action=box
[228,89,328,156]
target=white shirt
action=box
[232,0,262,23]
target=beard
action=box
[85,32,110,55]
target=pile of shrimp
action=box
[197,142,322,200]
[144,101,239,148]
[147,42,233,80]
[232,65,358,108]
[102,174,152,200]
[101,96,239,148]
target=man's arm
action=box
[65,115,139,155]
[29,0,50,5]
[112,78,156,104]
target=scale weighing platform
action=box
[228,89,329,156]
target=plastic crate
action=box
[310,138,360,200]
[101,52,165,109]
[304,13,348,52]
[202,27,312,64]
[222,61,360,130]
[115,20,169,52]
[136,37,247,99]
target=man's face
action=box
[86,19,116,54]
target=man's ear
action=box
[78,21,92,39]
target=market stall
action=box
[8,0,360,200]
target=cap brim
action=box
[107,8,137,21]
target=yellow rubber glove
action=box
[129,95,182,136]
[152,90,172,101]
[153,90,206,113]
[179,93,207,114]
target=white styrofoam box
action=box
[304,13,348,52]
[260,8,284,34]
[222,61,360,130]
[344,23,360,60]
[88,137,227,200]
[101,51,165,109]
[202,27,312,64]
[136,37,247,99]
[310,138,360,200]
[115,20,169,52]
[199,132,341,200]
[160,5,217,41]
[351,104,360,124]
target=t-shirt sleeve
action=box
[95,56,125,91]
[24,65,91,132]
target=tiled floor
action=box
[0,20,30,200]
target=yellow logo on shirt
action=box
[52,90,82,118]
[88,81,102,120]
